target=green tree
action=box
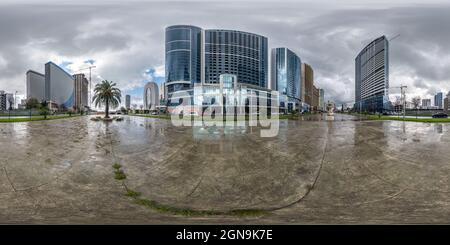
[92,80,121,119]
[39,100,50,119]
[25,97,41,109]
[412,96,421,119]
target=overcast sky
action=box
[1,0,450,107]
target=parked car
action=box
[432,112,448,118]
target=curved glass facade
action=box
[205,29,268,88]
[165,25,202,87]
[355,36,389,112]
[45,62,75,108]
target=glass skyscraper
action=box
[355,36,389,112]
[435,92,443,109]
[270,47,301,112]
[204,29,268,88]
[165,25,202,94]
[165,25,268,103]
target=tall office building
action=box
[0,91,4,110]
[26,70,45,101]
[0,91,14,111]
[434,92,443,109]
[444,97,449,112]
[319,88,325,111]
[301,63,314,109]
[165,25,202,94]
[271,47,301,112]
[73,73,89,111]
[0,91,15,111]
[447,92,450,111]
[45,62,75,108]
[165,25,268,102]
[355,36,389,112]
[159,84,165,101]
[312,85,320,110]
[125,95,131,109]
[204,29,268,87]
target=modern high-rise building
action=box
[355,36,389,112]
[444,97,449,112]
[159,84,165,102]
[447,92,450,111]
[73,73,89,111]
[434,92,443,109]
[204,29,268,87]
[165,25,202,95]
[422,99,431,109]
[26,70,45,101]
[312,85,320,110]
[0,91,14,111]
[45,61,75,109]
[301,63,314,109]
[165,25,268,103]
[125,94,131,110]
[319,88,325,111]
[143,82,159,110]
[271,47,301,112]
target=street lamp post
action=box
[14,91,18,110]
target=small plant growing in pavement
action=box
[125,189,141,198]
[114,169,126,180]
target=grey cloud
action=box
[1,1,450,106]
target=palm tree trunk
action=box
[105,98,109,118]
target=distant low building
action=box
[421,99,431,109]
[18,99,27,109]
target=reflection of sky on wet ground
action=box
[2,115,450,222]
[193,126,249,140]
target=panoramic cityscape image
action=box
[1,0,450,240]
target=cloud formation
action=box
[0,0,449,106]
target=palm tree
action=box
[92,80,121,118]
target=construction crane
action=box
[389,34,400,42]
[391,84,407,119]
[75,65,96,110]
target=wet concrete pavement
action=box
[0,114,450,224]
